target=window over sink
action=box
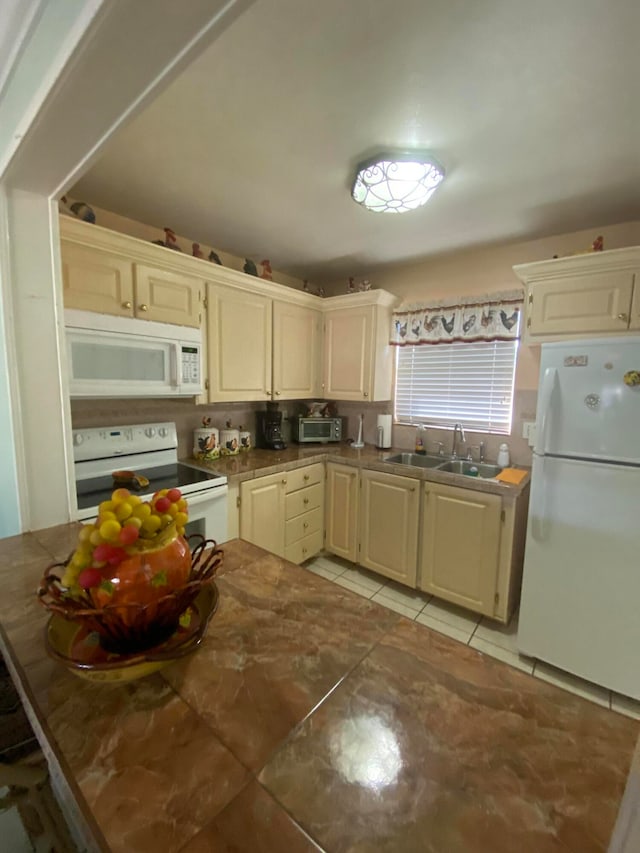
[394,338,518,434]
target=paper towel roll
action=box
[376,414,392,449]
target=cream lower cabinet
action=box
[325,463,359,562]
[514,247,640,342]
[419,482,502,618]
[240,464,324,563]
[358,469,419,586]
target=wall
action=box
[324,220,640,465]
[64,199,315,293]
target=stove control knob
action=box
[144,427,157,438]
[73,433,84,446]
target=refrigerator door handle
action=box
[530,456,548,541]
[535,367,558,455]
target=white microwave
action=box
[65,309,202,398]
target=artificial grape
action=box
[123,516,142,530]
[92,542,115,562]
[112,488,131,503]
[167,488,182,503]
[141,515,161,534]
[61,567,80,588]
[155,496,171,513]
[132,503,151,520]
[177,499,187,511]
[119,524,140,545]
[128,494,142,506]
[114,501,132,521]
[159,513,173,528]
[99,500,115,514]
[99,519,122,541]
[89,529,104,546]
[175,511,188,528]
[167,503,178,518]
[107,547,127,565]
[78,525,93,544]
[78,567,103,590]
[70,547,92,569]
[98,510,117,523]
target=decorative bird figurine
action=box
[243,259,257,276]
[260,259,273,280]
[395,320,408,338]
[192,242,204,259]
[164,228,181,251]
[441,314,455,334]
[411,319,421,337]
[423,314,440,332]
[592,235,604,251]
[208,250,222,265]
[462,314,476,334]
[500,309,520,331]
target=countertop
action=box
[0,529,637,853]
[184,442,530,498]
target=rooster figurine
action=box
[164,228,181,251]
[260,259,273,280]
[441,314,455,335]
[423,314,441,332]
[192,242,204,259]
[208,249,222,265]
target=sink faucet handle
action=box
[479,441,486,462]
[436,441,445,456]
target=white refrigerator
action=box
[518,336,640,700]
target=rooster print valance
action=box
[390,289,524,346]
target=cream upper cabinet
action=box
[359,469,419,586]
[419,482,502,618]
[514,246,640,342]
[273,301,322,400]
[240,471,286,556]
[134,265,202,327]
[325,462,359,562]
[206,282,272,402]
[60,218,203,327]
[322,291,397,401]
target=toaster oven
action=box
[292,416,343,443]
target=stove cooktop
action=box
[75,462,224,512]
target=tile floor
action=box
[304,552,640,719]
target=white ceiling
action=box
[71,0,640,283]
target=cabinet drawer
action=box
[285,463,323,494]
[285,506,322,546]
[285,483,323,519]
[285,529,323,564]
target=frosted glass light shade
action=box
[352,153,444,214]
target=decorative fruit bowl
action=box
[37,487,223,657]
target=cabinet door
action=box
[61,242,134,316]
[325,463,359,562]
[273,301,322,399]
[420,482,501,616]
[135,265,202,327]
[527,271,634,337]
[629,276,640,331]
[240,472,285,556]
[323,306,373,400]
[206,283,272,402]
[359,469,418,586]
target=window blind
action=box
[394,340,518,434]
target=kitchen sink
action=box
[384,452,447,469]
[437,460,503,478]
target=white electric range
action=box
[73,422,228,543]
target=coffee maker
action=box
[256,401,287,450]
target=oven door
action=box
[183,485,229,545]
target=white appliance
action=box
[73,422,228,543]
[65,309,202,398]
[518,336,640,699]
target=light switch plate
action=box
[522,420,536,446]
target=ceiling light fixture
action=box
[351,151,445,214]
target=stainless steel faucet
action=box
[451,423,466,458]
[479,441,485,462]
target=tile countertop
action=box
[184,442,531,497]
[0,531,638,853]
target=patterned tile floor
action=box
[304,553,640,719]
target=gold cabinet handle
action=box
[303,522,309,529]
[303,474,310,481]
[139,303,148,312]
[363,391,369,398]
[303,497,309,505]
[617,313,628,322]
[274,390,281,395]
[122,301,132,309]
[410,486,416,492]
[302,547,307,555]
[281,478,287,485]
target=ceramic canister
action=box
[220,427,240,455]
[193,427,219,460]
[239,429,252,451]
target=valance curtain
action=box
[390,289,524,345]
